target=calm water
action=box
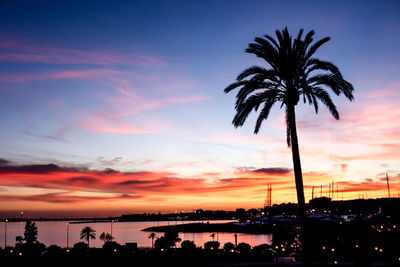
[0,220,272,248]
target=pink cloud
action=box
[109,89,210,116]
[293,92,400,165]
[72,93,209,134]
[207,132,284,145]
[0,39,209,138]
[75,115,155,134]
[161,161,200,169]
[80,124,150,134]
[0,68,127,83]
[0,40,167,67]
[364,82,400,99]
[96,157,123,165]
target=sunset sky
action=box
[1,0,400,217]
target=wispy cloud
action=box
[75,117,154,134]
[0,68,127,83]
[0,40,167,67]
[111,88,210,115]
[72,88,209,134]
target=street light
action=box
[111,219,114,237]
[66,222,69,249]
[4,219,8,248]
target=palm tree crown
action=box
[80,226,96,247]
[224,27,354,146]
[99,232,114,243]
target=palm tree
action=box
[99,232,114,243]
[148,232,156,249]
[224,27,354,257]
[210,233,215,242]
[80,226,96,247]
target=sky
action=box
[0,0,400,217]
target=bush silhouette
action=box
[71,242,88,255]
[223,242,235,252]
[103,241,122,254]
[236,242,251,254]
[46,244,64,257]
[204,241,220,251]
[181,240,196,250]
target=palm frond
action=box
[263,34,280,49]
[307,74,342,95]
[236,66,277,82]
[302,30,315,52]
[305,37,330,61]
[306,58,342,78]
[312,87,339,119]
[235,82,280,109]
[311,94,319,113]
[254,94,278,134]
[338,79,354,101]
[308,74,354,101]
[224,81,246,93]
[233,90,279,128]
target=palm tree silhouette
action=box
[224,27,354,256]
[148,232,156,249]
[99,232,114,243]
[80,226,96,247]
[210,233,215,242]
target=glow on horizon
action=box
[0,1,400,216]
[0,161,398,217]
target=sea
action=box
[0,220,272,248]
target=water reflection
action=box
[0,220,272,248]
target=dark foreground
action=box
[1,251,399,267]
[2,241,399,267]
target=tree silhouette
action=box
[80,226,96,247]
[148,232,156,249]
[99,232,114,243]
[164,231,181,248]
[223,242,235,252]
[15,220,38,244]
[14,221,45,256]
[154,231,181,250]
[181,240,196,251]
[236,242,251,254]
[224,27,354,258]
[204,241,220,251]
[210,233,215,242]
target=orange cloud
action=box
[0,160,398,216]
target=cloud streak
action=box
[0,40,167,67]
[0,160,398,214]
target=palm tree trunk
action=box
[287,104,308,260]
